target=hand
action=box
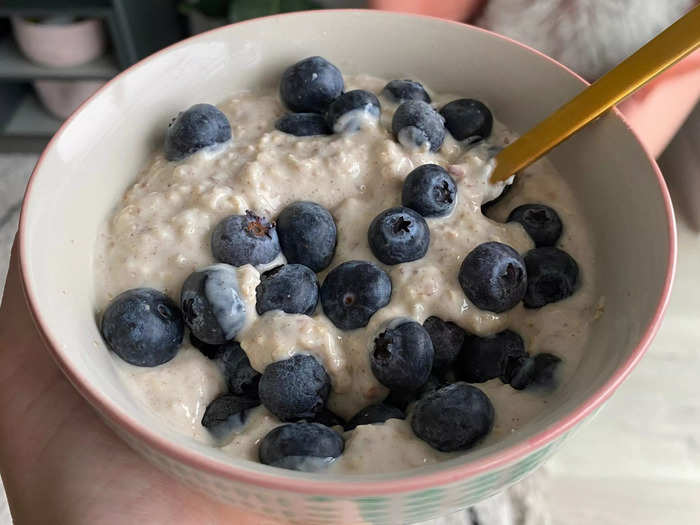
[0,239,282,525]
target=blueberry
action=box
[402,164,456,219]
[320,261,391,330]
[258,354,330,422]
[458,242,527,313]
[504,355,535,390]
[423,316,465,373]
[201,393,260,440]
[456,330,527,383]
[218,342,260,397]
[312,408,345,429]
[280,56,344,114]
[523,247,578,308]
[439,99,493,142]
[277,201,337,272]
[101,288,184,367]
[387,370,456,409]
[275,113,332,136]
[384,389,417,411]
[392,100,446,152]
[382,79,431,104]
[530,352,562,389]
[500,350,528,384]
[259,422,344,472]
[505,352,562,390]
[481,179,515,214]
[508,204,563,247]
[368,207,430,265]
[211,211,280,267]
[345,403,405,430]
[411,382,494,452]
[164,103,231,161]
[255,264,319,316]
[418,374,447,398]
[189,332,223,360]
[180,264,246,345]
[371,320,434,391]
[326,90,381,133]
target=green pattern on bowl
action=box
[111,418,571,524]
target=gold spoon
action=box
[490,4,700,183]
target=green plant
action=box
[228,0,321,22]
[179,0,320,21]
[179,0,229,18]
[179,0,320,22]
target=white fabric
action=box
[477,0,694,80]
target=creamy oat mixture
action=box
[95,75,597,474]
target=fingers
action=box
[0,236,21,312]
[0,236,37,360]
[0,234,46,360]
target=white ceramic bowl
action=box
[19,10,675,524]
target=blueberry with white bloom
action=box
[326,90,381,134]
[392,100,446,152]
[180,264,246,345]
[164,103,231,161]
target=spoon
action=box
[490,4,700,183]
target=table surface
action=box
[1,152,699,524]
[541,223,700,524]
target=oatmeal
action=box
[96,66,597,474]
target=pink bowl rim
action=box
[18,9,677,497]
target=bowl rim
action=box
[18,8,677,497]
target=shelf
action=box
[0,1,111,18]
[0,36,119,80]
[2,90,63,137]
[0,0,183,152]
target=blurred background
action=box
[1,1,699,524]
[0,1,698,156]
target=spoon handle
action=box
[490,4,700,183]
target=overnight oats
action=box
[95,56,598,474]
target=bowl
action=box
[11,16,106,68]
[18,10,675,524]
[33,80,106,119]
